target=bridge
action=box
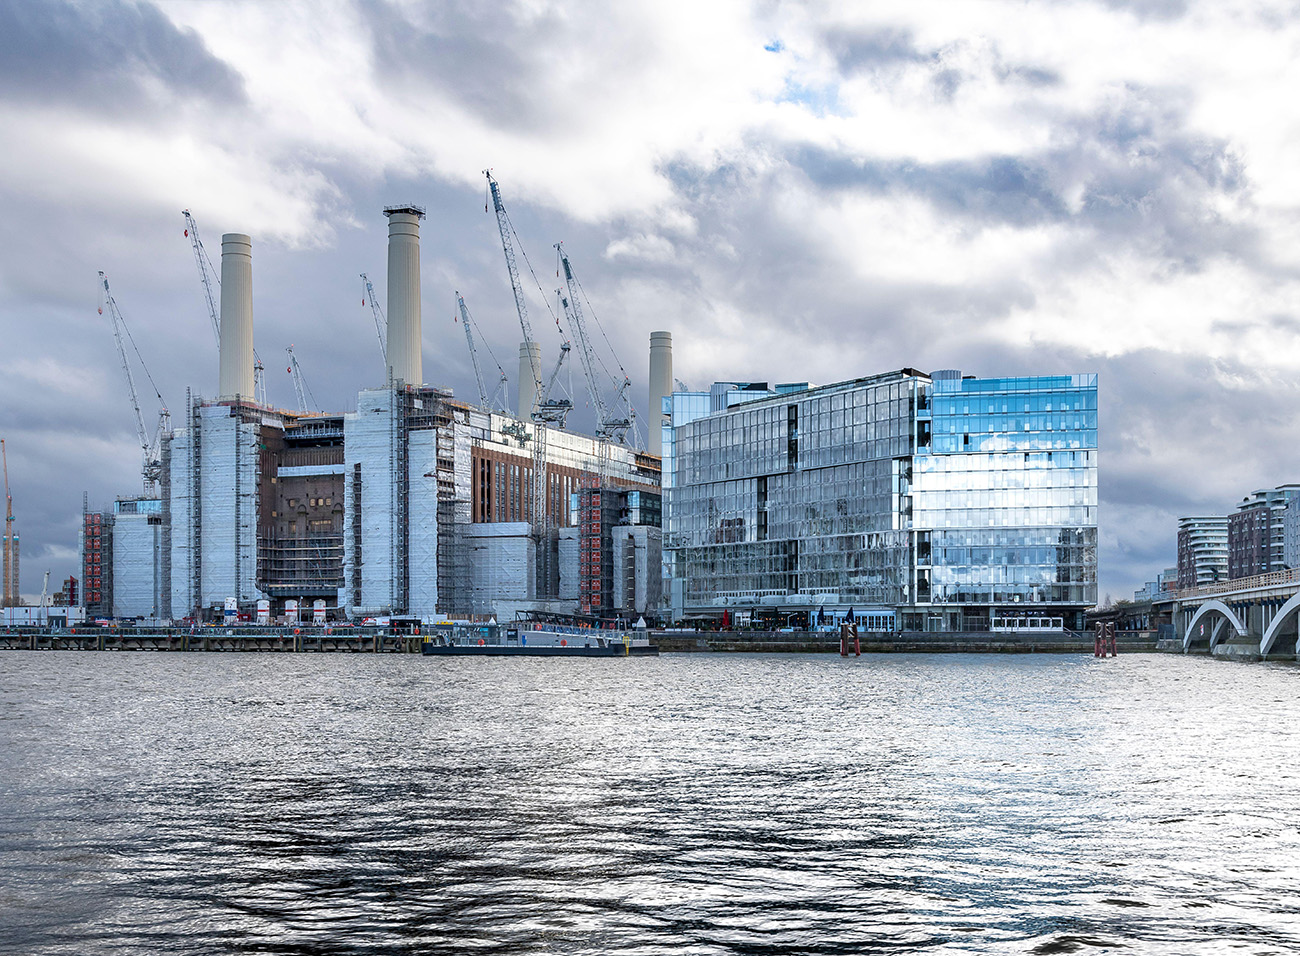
[1159,569,1300,660]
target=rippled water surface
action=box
[3,651,1300,954]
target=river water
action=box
[1,651,1298,955]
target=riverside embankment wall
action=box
[652,630,1161,654]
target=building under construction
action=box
[89,204,667,624]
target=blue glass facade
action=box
[664,369,1098,629]
[915,374,1097,620]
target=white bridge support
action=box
[1260,591,1300,657]
[1181,600,1248,653]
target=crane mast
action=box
[555,245,632,444]
[456,292,509,413]
[285,345,314,413]
[1,438,14,608]
[182,210,267,405]
[98,272,170,495]
[360,273,387,360]
[484,171,544,414]
[539,343,572,425]
[183,210,221,347]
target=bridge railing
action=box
[1173,567,1300,602]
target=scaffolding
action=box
[110,498,163,618]
[257,534,344,595]
[81,500,107,616]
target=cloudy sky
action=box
[2,0,1299,604]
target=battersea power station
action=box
[84,204,665,626]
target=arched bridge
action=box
[1171,570,1300,659]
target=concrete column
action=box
[218,234,254,401]
[518,341,541,419]
[384,206,425,386]
[648,331,672,457]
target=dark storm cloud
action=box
[1095,0,1190,21]
[785,84,1253,270]
[791,148,1067,226]
[822,24,1059,100]
[822,25,931,71]
[359,0,567,132]
[0,0,246,113]
[1211,313,1300,337]
[657,153,1041,359]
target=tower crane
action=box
[360,273,387,361]
[483,171,572,425]
[485,171,542,416]
[456,292,509,413]
[1,438,14,608]
[539,342,572,426]
[182,210,267,405]
[554,244,636,445]
[285,345,316,413]
[484,171,577,531]
[98,272,171,495]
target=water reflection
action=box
[1,653,1298,954]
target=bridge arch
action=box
[1183,600,1248,653]
[1260,592,1300,657]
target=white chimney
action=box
[518,340,542,419]
[218,233,254,401]
[384,205,425,386]
[648,330,672,457]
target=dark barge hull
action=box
[421,643,659,657]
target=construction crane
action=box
[484,170,544,417]
[285,345,316,413]
[555,244,635,445]
[483,171,576,531]
[98,272,171,495]
[455,292,509,413]
[483,171,572,425]
[182,210,267,405]
[539,342,572,425]
[360,273,387,361]
[1,438,14,608]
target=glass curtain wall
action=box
[667,373,916,612]
[913,374,1098,627]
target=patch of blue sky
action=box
[777,79,844,117]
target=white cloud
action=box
[5,0,1300,600]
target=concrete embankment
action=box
[653,630,1160,654]
[0,628,420,653]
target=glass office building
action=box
[664,368,1098,630]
